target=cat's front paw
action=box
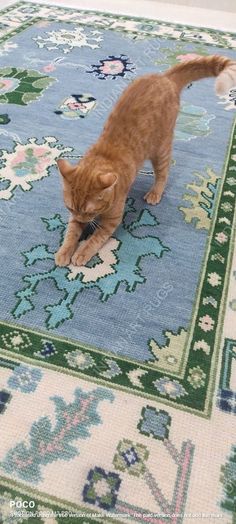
[71,249,91,267]
[55,246,73,267]
[144,189,162,205]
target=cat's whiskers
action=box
[91,219,102,230]
[90,221,97,232]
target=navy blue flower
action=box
[88,55,135,80]
[83,466,121,510]
[34,339,57,359]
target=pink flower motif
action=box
[43,63,56,73]
[176,53,202,62]
[0,78,12,90]
[198,314,215,333]
[0,77,19,94]
[67,101,82,110]
[101,60,124,75]
[11,150,27,167]
[215,231,228,244]
[34,146,48,157]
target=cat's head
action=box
[57,158,117,223]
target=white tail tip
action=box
[215,63,236,96]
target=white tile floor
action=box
[1,0,236,32]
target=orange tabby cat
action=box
[56,55,236,267]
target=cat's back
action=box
[114,74,177,115]
[104,73,179,134]
[98,72,180,164]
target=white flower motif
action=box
[198,314,215,333]
[2,330,32,351]
[193,339,211,355]
[215,231,228,244]
[226,176,236,186]
[65,349,95,370]
[187,366,206,389]
[220,202,233,213]
[207,272,222,287]
[33,27,103,54]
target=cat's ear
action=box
[98,172,117,191]
[57,159,76,182]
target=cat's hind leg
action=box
[144,139,172,205]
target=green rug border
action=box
[0,2,236,418]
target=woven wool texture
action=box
[0,2,236,522]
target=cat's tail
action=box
[165,55,236,95]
